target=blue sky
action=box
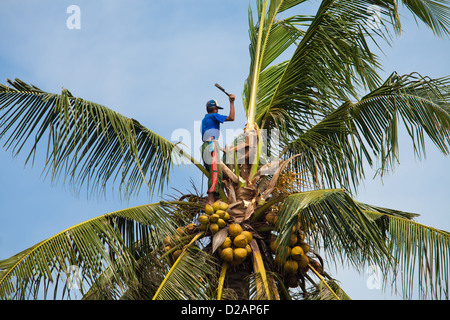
[0,0,449,299]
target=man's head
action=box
[206,99,223,114]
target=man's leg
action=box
[202,141,222,205]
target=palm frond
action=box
[364,210,450,299]
[308,278,351,300]
[247,0,396,132]
[283,72,450,191]
[349,72,450,176]
[0,79,189,199]
[401,0,450,37]
[151,244,218,300]
[275,189,390,272]
[0,202,182,300]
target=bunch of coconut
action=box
[218,223,253,266]
[270,223,311,274]
[198,201,231,234]
[163,223,197,264]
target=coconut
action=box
[217,218,226,228]
[220,247,234,262]
[185,223,196,234]
[205,204,214,215]
[219,202,229,211]
[198,215,209,225]
[221,237,232,249]
[163,236,172,246]
[241,231,253,243]
[173,249,182,260]
[176,227,185,236]
[212,200,222,212]
[233,248,248,262]
[298,255,309,269]
[215,210,226,218]
[210,223,219,234]
[228,223,243,237]
[233,234,248,248]
[209,213,220,223]
[284,260,299,273]
[290,246,304,260]
[245,244,252,254]
[289,233,298,247]
[299,242,310,254]
[223,211,230,220]
[269,240,278,253]
[265,212,278,225]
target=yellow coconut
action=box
[284,246,292,258]
[223,211,230,220]
[163,236,172,246]
[209,213,220,223]
[200,223,208,231]
[198,215,209,225]
[217,218,226,228]
[290,246,304,260]
[233,234,248,248]
[228,223,243,237]
[215,210,226,218]
[220,247,234,262]
[205,204,214,215]
[289,233,298,247]
[241,231,253,244]
[284,260,299,273]
[172,249,182,260]
[185,223,196,234]
[210,223,219,234]
[269,240,279,253]
[265,212,278,225]
[221,237,232,249]
[212,200,222,212]
[245,244,252,255]
[233,248,248,262]
[176,226,185,236]
[219,202,229,211]
[298,255,309,269]
[299,242,310,254]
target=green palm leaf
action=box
[0,203,182,300]
[0,79,190,199]
[275,189,390,272]
[282,72,450,191]
[363,210,450,299]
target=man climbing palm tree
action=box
[201,95,235,204]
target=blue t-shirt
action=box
[201,113,228,141]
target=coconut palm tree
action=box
[1,0,450,300]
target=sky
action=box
[0,0,449,300]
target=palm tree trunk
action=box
[224,261,252,300]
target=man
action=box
[201,94,235,205]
